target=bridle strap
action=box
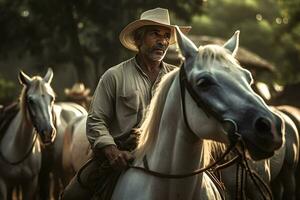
[0,100,55,165]
[179,64,223,122]
[214,145,273,200]
[129,142,236,179]
[179,65,240,144]
[241,147,273,200]
[0,132,38,165]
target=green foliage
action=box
[188,0,300,84]
[274,0,300,83]
[0,0,204,88]
[0,75,16,105]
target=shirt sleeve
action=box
[86,69,116,150]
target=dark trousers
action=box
[61,157,121,200]
[61,175,93,200]
[60,158,102,200]
[61,133,137,199]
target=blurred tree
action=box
[187,0,300,84]
[0,0,204,88]
[0,75,16,105]
[189,0,280,60]
[275,0,300,83]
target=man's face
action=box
[137,25,171,62]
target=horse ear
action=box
[175,26,198,60]
[43,68,53,84]
[223,30,240,57]
[19,70,32,86]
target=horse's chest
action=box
[0,154,41,181]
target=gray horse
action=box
[0,68,56,200]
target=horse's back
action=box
[268,106,299,199]
[273,106,299,166]
[70,115,91,171]
[276,105,300,131]
[55,102,87,123]
[62,115,91,182]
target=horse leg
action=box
[38,168,51,200]
[280,167,296,200]
[22,176,38,200]
[271,163,296,200]
[0,178,7,200]
[271,178,283,200]
[52,174,63,200]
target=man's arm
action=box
[86,69,134,169]
[86,69,116,150]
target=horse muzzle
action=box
[38,127,56,145]
[241,115,283,160]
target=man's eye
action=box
[150,31,157,35]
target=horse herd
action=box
[0,27,299,200]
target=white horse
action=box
[109,27,284,200]
[62,115,91,183]
[39,102,87,200]
[0,69,56,200]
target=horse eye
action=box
[196,77,214,89]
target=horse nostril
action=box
[255,117,271,133]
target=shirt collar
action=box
[133,56,168,75]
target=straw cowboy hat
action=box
[119,7,192,51]
[64,83,90,99]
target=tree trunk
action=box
[63,1,95,88]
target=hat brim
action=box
[64,89,91,97]
[119,20,191,52]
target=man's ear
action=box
[135,39,142,49]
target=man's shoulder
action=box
[103,57,133,73]
[106,58,135,73]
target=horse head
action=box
[175,26,283,160]
[18,68,56,145]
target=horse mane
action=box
[135,45,244,167]
[134,66,219,167]
[134,68,179,160]
[198,44,252,82]
[19,76,55,118]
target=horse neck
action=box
[0,107,37,160]
[147,76,204,176]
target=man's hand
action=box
[102,145,134,170]
[116,130,140,151]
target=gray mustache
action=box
[152,44,167,52]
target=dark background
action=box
[0,0,299,104]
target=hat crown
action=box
[65,83,90,96]
[140,8,170,25]
[72,83,85,93]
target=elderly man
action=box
[61,7,191,199]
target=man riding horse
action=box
[61,7,191,199]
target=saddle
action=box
[0,102,19,136]
[77,131,138,200]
